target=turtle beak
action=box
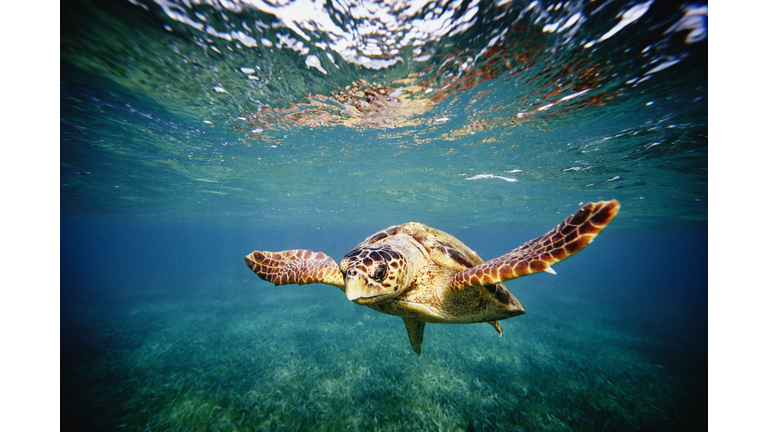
[344,272,382,304]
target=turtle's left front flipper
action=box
[452,200,620,289]
[245,249,345,289]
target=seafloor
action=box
[61,223,705,432]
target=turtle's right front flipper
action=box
[245,250,345,289]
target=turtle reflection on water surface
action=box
[245,200,620,354]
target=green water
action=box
[61,0,706,227]
[60,0,707,430]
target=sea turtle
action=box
[245,200,619,354]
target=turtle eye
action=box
[373,264,387,281]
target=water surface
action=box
[61,0,707,430]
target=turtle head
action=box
[339,244,409,305]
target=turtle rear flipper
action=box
[245,249,344,289]
[451,200,620,290]
[402,317,426,355]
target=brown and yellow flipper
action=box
[245,249,345,289]
[451,200,620,290]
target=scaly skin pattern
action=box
[244,250,344,288]
[338,239,421,303]
[339,243,408,292]
[451,200,620,290]
[244,200,619,354]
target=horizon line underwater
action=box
[61,0,707,430]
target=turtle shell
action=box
[353,222,484,273]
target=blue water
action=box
[61,0,707,430]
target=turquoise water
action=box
[61,0,707,430]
